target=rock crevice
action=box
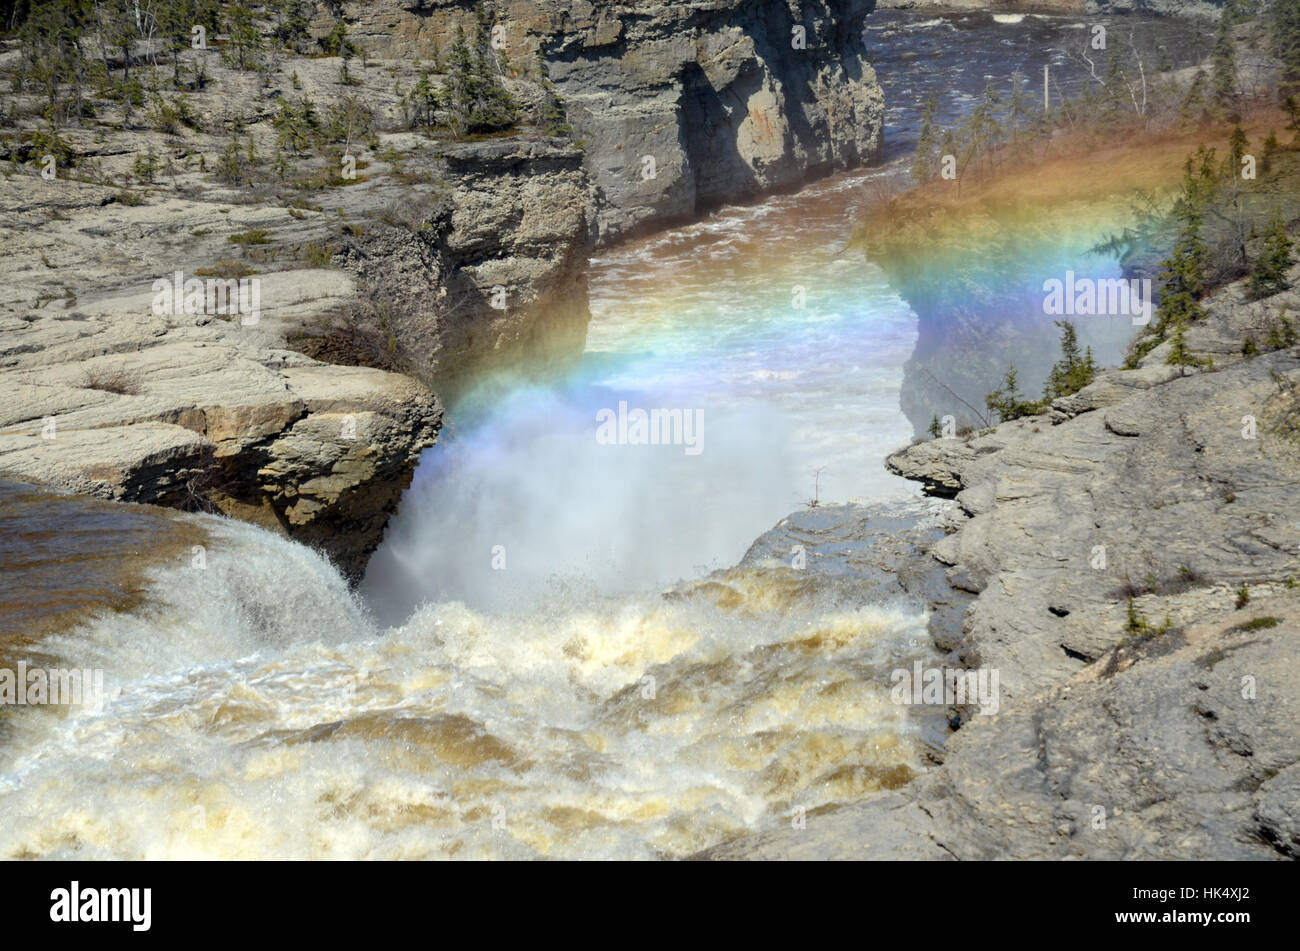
[338,0,885,243]
[703,271,1300,860]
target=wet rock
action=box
[705,273,1300,860]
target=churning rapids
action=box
[0,12,1206,859]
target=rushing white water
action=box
[0,515,936,860]
[362,168,921,620]
[359,9,1211,619]
[0,158,940,860]
[0,147,954,860]
[0,10,1210,860]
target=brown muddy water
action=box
[0,9,1205,860]
[0,475,947,859]
[0,481,207,667]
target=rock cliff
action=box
[0,174,442,581]
[0,18,601,576]
[875,0,1225,18]
[334,0,886,243]
[702,266,1300,860]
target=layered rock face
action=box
[703,269,1300,860]
[0,176,442,581]
[0,310,439,585]
[334,0,886,243]
[332,136,596,390]
[875,0,1224,17]
[0,35,601,577]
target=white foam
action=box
[0,519,935,860]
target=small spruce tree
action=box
[985,364,1043,422]
[1165,319,1209,369]
[224,4,263,71]
[1273,0,1300,98]
[1211,0,1240,112]
[911,93,941,183]
[1154,195,1211,334]
[1044,320,1098,401]
[1249,214,1295,299]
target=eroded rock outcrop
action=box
[331,135,596,389]
[875,0,1225,17]
[0,31,605,576]
[702,271,1300,859]
[0,174,442,581]
[333,0,886,242]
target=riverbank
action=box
[703,254,1300,859]
[702,6,1300,856]
[0,0,885,581]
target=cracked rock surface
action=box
[703,273,1300,859]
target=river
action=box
[0,11,1206,859]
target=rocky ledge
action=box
[875,0,1225,18]
[0,19,601,579]
[341,0,885,243]
[702,267,1300,860]
[0,180,441,581]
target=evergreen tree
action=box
[1273,0,1300,98]
[216,138,247,184]
[224,4,262,71]
[911,92,940,183]
[1264,310,1298,349]
[1179,70,1212,127]
[959,79,1003,178]
[1005,71,1029,143]
[1180,144,1221,208]
[534,52,571,138]
[132,146,158,183]
[985,364,1043,422]
[444,23,476,136]
[939,127,957,176]
[1262,129,1280,172]
[1227,124,1249,173]
[1211,1,1239,111]
[102,0,137,81]
[1044,320,1098,400]
[16,0,90,124]
[270,0,313,54]
[155,0,218,86]
[319,18,356,59]
[1155,196,1211,332]
[1249,214,1295,298]
[1103,44,1130,118]
[444,20,518,135]
[403,68,442,129]
[272,96,319,153]
[1165,319,1209,369]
